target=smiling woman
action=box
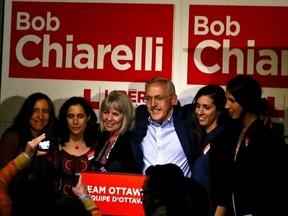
[94,90,139,174]
[0,92,56,169]
[190,84,234,216]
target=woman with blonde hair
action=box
[94,90,139,173]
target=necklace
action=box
[70,140,83,150]
[95,140,117,164]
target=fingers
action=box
[25,133,46,158]
[36,151,48,156]
[71,174,89,198]
[28,133,46,148]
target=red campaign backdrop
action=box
[81,172,146,216]
[9,2,174,82]
[187,5,288,88]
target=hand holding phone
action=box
[37,139,51,151]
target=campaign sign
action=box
[9,2,174,82]
[187,5,288,88]
[81,172,146,216]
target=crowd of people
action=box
[0,75,287,216]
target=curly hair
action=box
[56,97,98,147]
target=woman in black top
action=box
[94,90,139,174]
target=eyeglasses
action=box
[144,94,172,104]
[140,189,149,197]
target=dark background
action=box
[0,0,4,95]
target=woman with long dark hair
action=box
[191,84,234,216]
[225,75,287,215]
[0,92,56,169]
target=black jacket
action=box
[94,130,140,174]
[130,104,199,175]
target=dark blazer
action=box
[131,104,199,175]
[231,118,288,215]
[192,125,234,216]
[94,130,140,174]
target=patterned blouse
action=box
[53,146,95,197]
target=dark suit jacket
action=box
[94,130,140,174]
[231,118,288,215]
[131,104,199,175]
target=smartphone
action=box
[38,139,51,151]
[72,172,80,187]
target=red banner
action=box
[81,172,146,216]
[187,5,288,88]
[9,2,174,82]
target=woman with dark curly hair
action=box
[53,96,98,197]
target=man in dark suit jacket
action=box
[131,77,200,177]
